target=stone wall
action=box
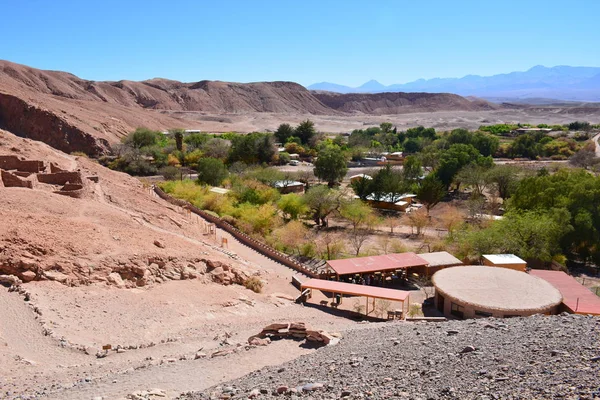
[1,169,33,188]
[0,155,45,173]
[37,171,83,185]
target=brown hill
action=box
[313,91,501,115]
[0,60,500,155]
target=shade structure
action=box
[418,251,463,268]
[326,252,428,276]
[301,278,410,302]
[529,270,600,316]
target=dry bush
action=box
[408,303,423,317]
[407,208,430,236]
[315,231,346,260]
[244,277,264,293]
[389,239,410,253]
[385,216,401,235]
[352,299,365,314]
[373,299,392,318]
[437,204,464,239]
[377,235,391,254]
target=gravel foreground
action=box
[178,314,600,400]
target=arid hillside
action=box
[313,90,501,114]
[0,60,502,155]
[0,128,252,288]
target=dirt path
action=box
[47,340,315,400]
[593,132,600,157]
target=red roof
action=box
[529,270,600,316]
[326,252,428,276]
[301,279,410,302]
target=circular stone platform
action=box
[432,266,563,318]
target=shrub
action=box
[197,157,229,186]
[160,166,180,180]
[244,276,264,293]
[408,303,423,317]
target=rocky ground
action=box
[180,314,600,400]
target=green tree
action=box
[202,138,231,160]
[295,119,317,145]
[460,211,571,262]
[486,165,523,200]
[277,193,309,220]
[196,158,229,186]
[278,152,291,165]
[472,132,499,157]
[437,144,491,188]
[380,122,393,133]
[509,169,600,263]
[313,145,348,187]
[171,128,185,152]
[184,133,210,150]
[454,164,491,197]
[275,123,295,144]
[350,175,374,200]
[370,164,410,202]
[303,185,343,226]
[417,174,446,215]
[228,133,276,165]
[123,128,162,149]
[340,199,375,232]
[403,155,423,181]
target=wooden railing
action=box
[153,186,319,278]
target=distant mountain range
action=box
[308,65,600,102]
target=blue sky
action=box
[2,0,599,86]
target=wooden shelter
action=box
[326,252,428,279]
[301,278,410,318]
[482,254,527,272]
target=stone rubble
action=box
[178,314,600,400]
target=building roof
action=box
[363,193,416,205]
[272,180,304,188]
[529,270,600,316]
[432,266,562,313]
[349,174,372,180]
[327,252,428,276]
[418,251,463,267]
[209,187,230,194]
[301,279,410,302]
[482,254,526,265]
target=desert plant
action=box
[373,299,392,318]
[244,276,264,293]
[160,166,180,181]
[407,303,423,318]
[352,299,365,314]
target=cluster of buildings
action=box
[301,251,600,320]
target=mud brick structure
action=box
[37,171,83,185]
[1,169,33,188]
[0,155,45,173]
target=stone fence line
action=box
[153,185,319,278]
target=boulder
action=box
[0,274,22,286]
[248,336,271,346]
[107,272,125,288]
[20,271,37,282]
[43,271,69,283]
